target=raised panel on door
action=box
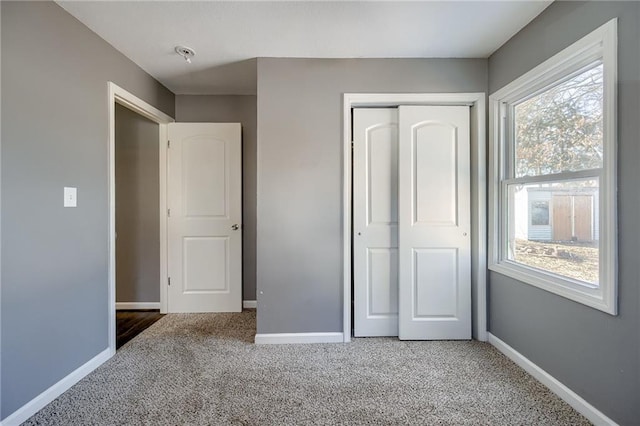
[413,248,458,317]
[183,137,227,217]
[168,123,242,313]
[183,237,228,292]
[368,248,399,316]
[353,108,399,337]
[398,106,471,340]
[413,123,458,226]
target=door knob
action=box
[231,224,239,230]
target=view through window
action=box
[507,64,603,285]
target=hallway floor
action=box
[116,310,164,349]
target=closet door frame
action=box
[342,93,487,343]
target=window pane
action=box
[514,65,603,177]
[507,179,599,285]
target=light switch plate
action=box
[64,187,77,207]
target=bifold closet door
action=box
[353,108,399,337]
[353,106,471,340]
[397,106,471,340]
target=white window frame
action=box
[489,19,618,315]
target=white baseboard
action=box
[1,348,111,426]
[255,332,344,345]
[487,333,617,426]
[243,300,257,309]
[115,302,160,310]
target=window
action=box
[530,201,549,226]
[489,19,617,314]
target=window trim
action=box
[488,19,617,315]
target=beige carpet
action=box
[24,311,589,425]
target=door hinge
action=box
[351,141,354,150]
[168,277,171,286]
[167,140,170,148]
[167,208,171,217]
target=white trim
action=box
[488,19,617,315]
[490,262,610,312]
[0,5,3,416]
[491,20,616,102]
[115,302,161,310]
[108,82,174,356]
[504,169,602,185]
[243,300,257,309]
[159,122,169,315]
[254,332,344,345]
[342,93,487,343]
[599,18,618,315]
[0,349,111,426]
[488,333,618,426]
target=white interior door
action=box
[353,108,399,336]
[167,123,242,313]
[398,106,471,340]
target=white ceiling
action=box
[58,1,552,95]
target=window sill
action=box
[488,261,616,315]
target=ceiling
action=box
[58,1,553,95]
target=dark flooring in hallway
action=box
[116,310,164,349]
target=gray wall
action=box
[488,2,639,424]
[175,95,257,301]
[1,1,174,419]
[115,104,160,304]
[256,58,487,334]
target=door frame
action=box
[107,82,174,355]
[342,93,487,343]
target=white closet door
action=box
[353,108,399,336]
[398,106,471,340]
[167,123,242,313]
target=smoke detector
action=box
[175,46,196,64]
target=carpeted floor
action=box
[25,311,589,425]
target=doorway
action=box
[108,82,174,355]
[114,103,164,349]
[342,93,487,343]
[115,104,160,309]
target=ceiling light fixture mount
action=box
[175,45,196,64]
